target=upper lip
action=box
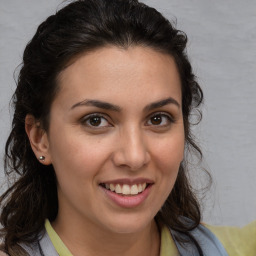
[99,178,154,185]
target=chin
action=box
[103,214,154,234]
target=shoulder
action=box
[190,223,229,255]
[168,221,229,256]
[205,220,256,256]
[0,230,58,256]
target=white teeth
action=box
[104,183,148,195]
[122,184,131,195]
[115,184,122,194]
[110,184,115,191]
[130,184,139,195]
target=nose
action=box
[112,126,150,171]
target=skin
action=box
[26,46,184,256]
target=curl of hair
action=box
[0,0,207,255]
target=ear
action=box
[25,114,52,165]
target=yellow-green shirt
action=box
[45,219,256,256]
[205,222,256,256]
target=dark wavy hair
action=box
[0,0,207,255]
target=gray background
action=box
[0,0,255,226]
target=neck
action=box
[52,216,160,256]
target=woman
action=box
[0,0,255,255]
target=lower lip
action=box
[100,185,152,208]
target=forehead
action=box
[55,46,182,109]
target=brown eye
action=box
[150,115,162,125]
[89,116,102,126]
[147,113,173,126]
[81,114,110,128]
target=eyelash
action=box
[146,112,174,127]
[80,112,174,129]
[80,113,112,128]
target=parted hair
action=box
[0,0,206,255]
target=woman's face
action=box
[45,46,184,234]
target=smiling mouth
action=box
[100,183,150,196]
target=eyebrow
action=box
[70,97,180,112]
[70,99,121,112]
[144,97,180,112]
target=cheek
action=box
[48,129,111,183]
[153,134,184,170]
[151,133,184,199]
[48,134,111,206]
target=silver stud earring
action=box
[39,156,45,161]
